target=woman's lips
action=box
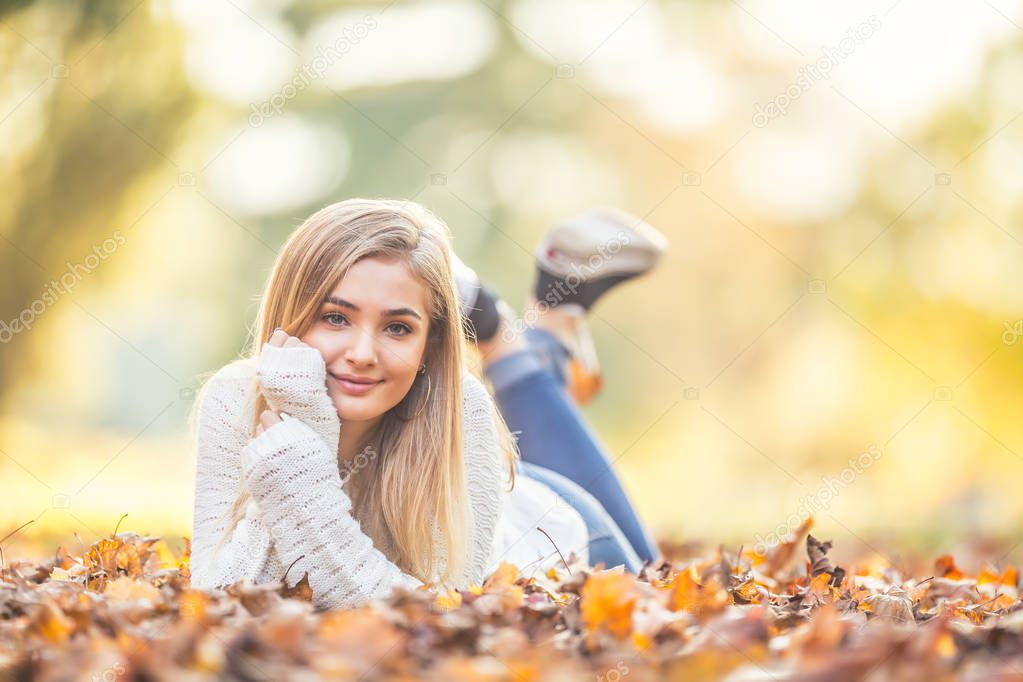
[330,374,383,396]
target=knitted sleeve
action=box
[192,358,508,606]
[256,344,340,455]
[190,361,277,590]
[241,415,423,609]
[460,372,506,587]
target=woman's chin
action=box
[332,398,387,424]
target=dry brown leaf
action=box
[3,526,1023,679]
[281,572,313,602]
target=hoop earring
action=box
[395,372,431,421]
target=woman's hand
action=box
[254,408,283,437]
[257,328,341,455]
[243,408,285,474]
[267,328,309,350]
[258,330,326,398]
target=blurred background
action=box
[2,0,1022,568]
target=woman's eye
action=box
[323,313,408,335]
[323,312,347,327]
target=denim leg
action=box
[519,461,642,573]
[484,328,570,395]
[485,339,660,564]
[523,327,571,387]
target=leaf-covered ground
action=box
[2,519,1022,681]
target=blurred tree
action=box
[0,2,196,394]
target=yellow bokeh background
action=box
[2,0,1023,566]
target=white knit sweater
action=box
[190,344,588,609]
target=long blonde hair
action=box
[215,198,517,586]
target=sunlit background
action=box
[2,0,1023,568]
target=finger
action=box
[255,424,265,437]
[259,409,281,430]
[269,329,287,347]
[283,336,305,348]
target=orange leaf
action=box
[802,572,839,608]
[580,572,637,639]
[484,562,519,591]
[668,565,727,618]
[731,577,762,604]
[762,516,815,576]
[179,590,209,623]
[436,588,462,610]
[104,576,161,603]
[935,555,965,581]
[979,565,1019,588]
[29,601,74,643]
[989,593,1016,611]
[1002,566,1019,587]
[977,565,1001,585]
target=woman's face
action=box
[301,255,432,429]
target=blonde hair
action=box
[211,198,517,587]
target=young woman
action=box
[190,198,665,609]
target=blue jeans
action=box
[485,328,660,573]
[518,461,642,572]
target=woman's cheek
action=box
[378,385,399,413]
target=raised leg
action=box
[485,342,660,564]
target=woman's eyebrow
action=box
[324,295,422,320]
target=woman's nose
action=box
[345,325,378,365]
